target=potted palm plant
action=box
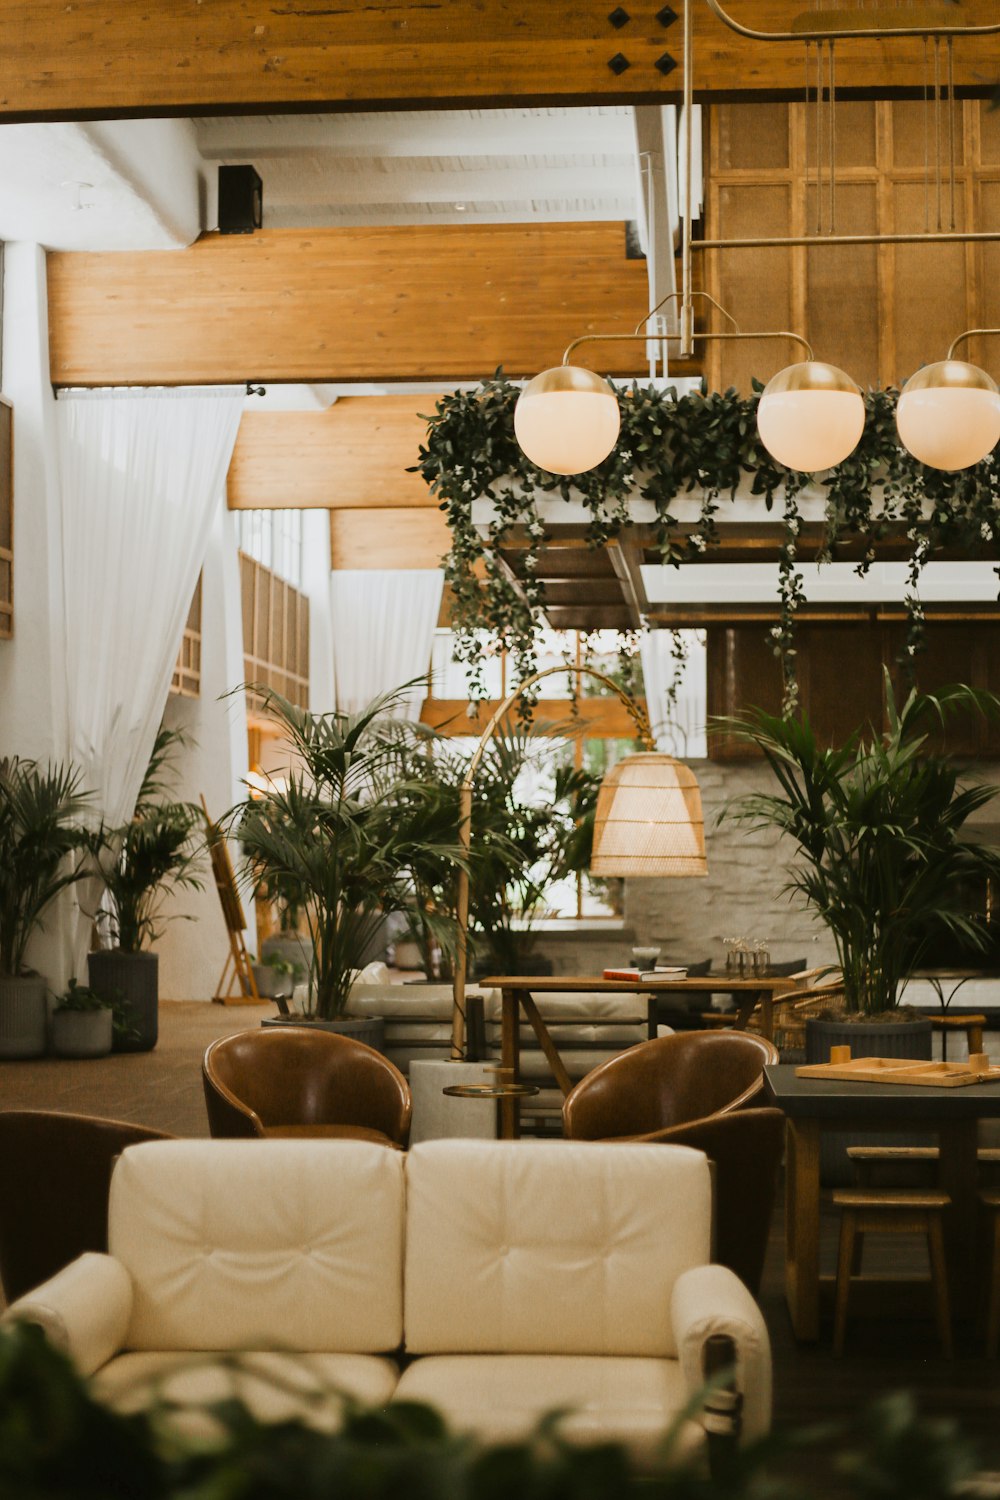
[725,670,1000,1062]
[229,685,462,1033]
[0,757,91,1058]
[87,727,204,1053]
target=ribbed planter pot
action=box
[805,1014,933,1185]
[261,1015,386,1054]
[50,1007,113,1059]
[88,950,159,1054]
[0,973,47,1059]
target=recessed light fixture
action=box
[453,202,467,211]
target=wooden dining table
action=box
[764,1062,1000,1341]
[478,972,797,1138]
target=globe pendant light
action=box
[896,360,1000,471]
[513,365,621,476]
[756,361,866,473]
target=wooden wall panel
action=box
[329,508,451,570]
[228,399,440,510]
[240,552,310,708]
[48,224,653,386]
[1,0,998,119]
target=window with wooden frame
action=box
[705,100,1000,394]
[0,400,12,641]
[240,550,310,711]
[169,573,203,698]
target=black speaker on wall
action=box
[218,165,263,234]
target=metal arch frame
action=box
[450,663,655,1059]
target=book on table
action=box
[602,967,688,982]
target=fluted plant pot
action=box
[261,1015,386,1054]
[0,973,47,1059]
[50,1006,113,1058]
[88,950,158,1053]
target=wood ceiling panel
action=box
[228,398,440,509]
[1,0,998,119]
[329,507,451,569]
[48,224,654,385]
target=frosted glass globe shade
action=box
[756,361,865,472]
[514,366,621,475]
[896,361,1000,470]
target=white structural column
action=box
[639,628,708,758]
[330,569,443,719]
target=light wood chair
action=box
[831,1187,953,1358]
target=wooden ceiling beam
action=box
[48,223,666,386]
[422,697,646,738]
[228,397,440,509]
[1,0,998,119]
[329,507,451,569]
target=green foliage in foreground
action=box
[0,1323,986,1500]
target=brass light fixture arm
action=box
[948,328,1000,359]
[451,664,654,1058]
[561,329,814,366]
[633,290,740,339]
[702,0,1000,44]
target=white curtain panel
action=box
[330,569,444,720]
[56,387,245,826]
[639,629,708,758]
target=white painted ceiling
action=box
[0,105,688,251]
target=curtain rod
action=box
[55,385,244,401]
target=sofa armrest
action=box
[1,1252,132,1377]
[670,1263,772,1444]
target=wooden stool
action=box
[848,1144,1000,1187]
[831,1188,953,1358]
[931,1014,986,1061]
[983,1188,1000,1358]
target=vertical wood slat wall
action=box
[239,551,310,711]
[705,101,1000,394]
[0,402,12,641]
[169,574,203,699]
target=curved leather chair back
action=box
[202,1026,412,1145]
[563,1030,779,1141]
[0,1109,172,1302]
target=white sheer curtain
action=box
[56,386,244,824]
[330,570,444,720]
[639,628,708,758]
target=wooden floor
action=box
[1,1000,999,1487]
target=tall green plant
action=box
[90,728,204,953]
[230,686,463,1018]
[0,758,91,977]
[723,673,1000,1015]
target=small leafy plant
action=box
[53,978,113,1013]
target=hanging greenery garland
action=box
[413,373,1000,713]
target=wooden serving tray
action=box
[795,1057,1000,1088]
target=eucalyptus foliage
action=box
[89,728,204,954]
[723,673,1000,1015]
[230,685,464,1018]
[0,757,91,977]
[414,375,1000,713]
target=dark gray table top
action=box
[764,1063,1000,1119]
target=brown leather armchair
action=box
[563,1032,783,1293]
[202,1027,412,1147]
[0,1109,172,1303]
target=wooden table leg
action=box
[499,987,520,1140]
[785,1117,822,1341]
[936,1117,979,1314]
[520,992,574,1098]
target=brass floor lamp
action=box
[450,663,707,1058]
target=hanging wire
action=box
[816,39,824,233]
[829,40,836,233]
[922,37,930,234]
[934,37,942,232]
[947,36,956,231]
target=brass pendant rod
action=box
[947,328,1000,359]
[560,328,814,366]
[690,230,1000,249]
[450,664,655,1059]
[632,289,740,339]
[681,0,695,357]
[702,0,1000,43]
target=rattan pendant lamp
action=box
[450,663,706,1058]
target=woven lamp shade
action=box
[590,753,707,878]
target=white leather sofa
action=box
[2,1138,771,1462]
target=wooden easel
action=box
[200,796,265,1005]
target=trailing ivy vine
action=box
[413,373,1000,714]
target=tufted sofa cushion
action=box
[109,1140,404,1354]
[403,1140,711,1358]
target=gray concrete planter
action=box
[261,1015,385,1054]
[50,1007,113,1058]
[0,973,47,1059]
[805,1014,933,1184]
[88,950,159,1053]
